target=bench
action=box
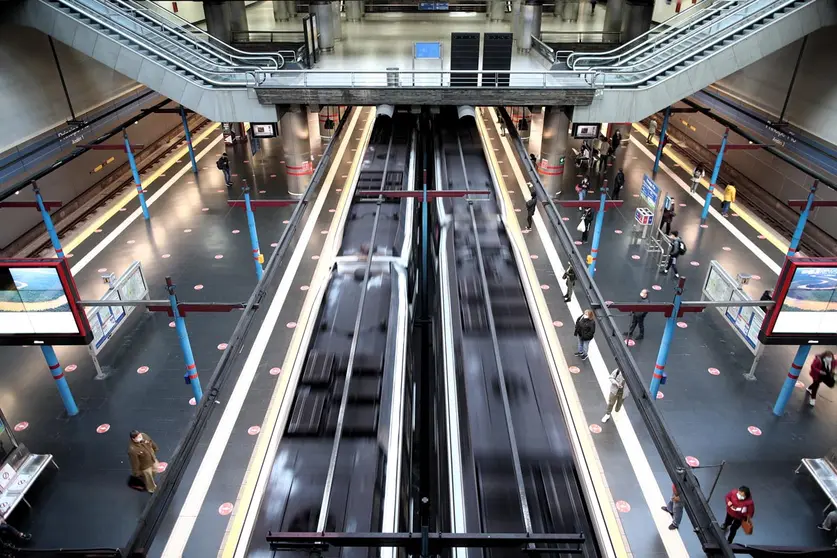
[796,451,837,515]
[0,445,56,519]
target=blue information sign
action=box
[419,2,449,10]
[640,174,660,210]
[415,42,442,59]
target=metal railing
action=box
[541,31,622,44]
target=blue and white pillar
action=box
[166,277,203,402]
[32,183,65,258]
[180,106,198,175]
[588,187,607,276]
[701,128,728,223]
[42,346,78,416]
[649,278,684,399]
[652,106,671,174]
[242,185,264,281]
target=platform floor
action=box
[0,114,326,549]
[484,107,837,554]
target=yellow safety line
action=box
[632,122,790,255]
[218,108,376,558]
[63,123,221,255]
[477,112,631,558]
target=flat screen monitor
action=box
[572,123,600,139]
[0,259,92,346]
[759,257,837,345]
[251,123,277,138]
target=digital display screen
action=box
[760,258,837,345]
[251,123,277,138]
[0,259,92,345]
[572,123,600,139]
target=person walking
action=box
[662,231,684,278]
[625,289,650,340]
[806,350,835,407]
[590,0,597,13]
[721,183,736,216]
[660,204,676,236]
[529,153,538,168]
[646,118,658,144]
[690,163,705,194]
[574,309,596,361]
[576,176,590,204]
[598,138,610,171]
[525,186,538,230]
[662,484,684,530]
[611,168,625,199]
[580,207,594,243]
[128,430,160,494]
[601,368,628,423]
[722,486,754,543]
[610,129,623,156]
[563,264,577,302]
[216,152,232,187]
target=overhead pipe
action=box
[376,104,395,119]
[456,106,476,120]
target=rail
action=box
[530,35,556,64]
[541,30,622,44]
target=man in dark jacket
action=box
[610,129,622,156]
[612,168,625,199]
[217,153,232,186]
[525,186,537,230]
[625,289,650,340]
[660,205,676,236]
[562,264,577,302]
[128,430,160,493]
[663,231,683,278]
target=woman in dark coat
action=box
[574,309,596,361]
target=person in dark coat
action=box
[660,204,676,236]
[525,187,537,230]
[562,264,577,302]
[625,289,650,340]
[610,129,622,156]
[580,208,594,243]
[663,231,683,278]
[574,309,596,361]
[806,351,835,407]
[723,486,754,543]
[128,430,160,493]
[759,289,773,313]
[216,153,232,186]
[612,168,625,199]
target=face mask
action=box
[134,435,143,443]
[737,493,745,501]
[641,294,647,299]
[825,357,833,368]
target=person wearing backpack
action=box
[524,186,537,230]
[806,350,836,407]
[663,231,685,278]
[573,309,596,361]
[646,118,658,144]
[217,152,232,186]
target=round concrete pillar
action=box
[603,0,624,35]
[512,0,523,42]
[554,0,563,16]
[204,1,233,43]
[538,107,570,195]
[288,0,297,17]
[489,0,505,21]
[332,0,343,42]
[519,1,542,53]
[227,1,249,37]
[621,0,654,42]
[346,0,362,21]
[281,105,313,196]
[272,1,289,21]
[318,106,339,141]
[562,0,580,21]
[311,1,334,51]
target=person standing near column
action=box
[128,430,160,494]
[806,350,835,407]
[690,163,705,193]
[722,183,736,216]
[601,368,627,423]
[646,118,658,144]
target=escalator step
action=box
[287,387,327,436]
[301,350,334,386]
[325,403,379,436]
[331,376,382,403]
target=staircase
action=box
[13,0,287,122]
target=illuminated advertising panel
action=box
[759,258,837,345]
[0,259,92,345]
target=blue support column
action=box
[588,187,607,276]
[787,181,818,257]
[773,345,811,416]
[41,346,78,416]
[124,131,150,220]
[180,106,198,175]
[701,128,728,223]
[32,184,65,258]
[166,277,203,402]
[652,106,671,174]
[242,185,264,281]
[649,278,685,399]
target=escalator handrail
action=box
[567,0,734,68]
[581,0,779,74]
[595,0,805,87]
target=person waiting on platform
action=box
[576,176,590,205]
[610,128,623,156]
[662,484,684,530]
[806,350,835,407]
[690,163,705,194]
[597,138,610,172]
[128,430,160,494]
[573,309,596,361]
[817,509,837,547]
[662,231,685,278]
[611,168,625,199]
[722,486,754,543]
[529,153,538,168]
[562,264,577,302]
[625,289,650,341]
[578,207,593,243]
[660,203,676,236]
[721,183,737,216]
[524,186,537,230]
[601,369,628,423]
[646,118,658,144]
[216,152,232,187]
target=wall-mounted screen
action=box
[759,258,837,345]
[251,123,277,138]
[0,259,92,345]
[571,123,600,139]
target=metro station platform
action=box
[0,115,326,549]
[480,108,837,554]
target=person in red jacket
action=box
[807,350,835,407]
[723,486,754,542]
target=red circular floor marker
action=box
[336,188,342,193]
[708,367,720,376]
[168,321,175,328]
[157,462,168,472]
[722,246,731,251]
[215,255,223,260]
[269,367,282,376]
[690,261,700,266]
[219,503,234,516]
[679,203,687,207]
[65,253,74,258]
[514,208,521,213]
[748,426,762,436]
[605,300,613,306]
[530,254,538,260]
[183,229,192,233]
[328,208,336,213]
[700,224,709,229]
[270,242,278,248]
[540,284,550,290]
[796,380,805,389]
[321,230,328,235]
[522,229,530,235]
[202,207,209,212]
[552,321,563,327]
[757,234,766,240]
[64,364,77,373]
[732,212,739,217]
[14,422,28,432]
[632,194,639,198]
[312,255,320,260]
[247,426,261,436]
[127,240,135,244]
[751,275,761,281]
[589,424,602,434]
[568,366,580,374]
[685,456,700,467]
[119,207,127,212]
[626,339,636,347]
[137,366,149,374]
[189,397,196,406]
[615,500,631,513]
[631,254,640,260]
[270,174,276,178]
[217,189,225,193]
[96,424,110,434]
[574,241,582,246]
[194,284,204,290]
[97,268,108,273]
[162,254,171,259]
[300,285,309,291]
[652,284,662,290]
[217,343,228,350]
[232,229,240,234]
[614,229,623,234]
[676,321,688,328]
[259,190,266,194]
[656,391,665,400]
[286,322,297,328]
[562,217,569,221]
[95,229,103,233]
